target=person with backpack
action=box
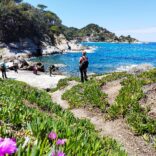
[1,61,7,79]
[79,51,89,82]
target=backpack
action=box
[1,63,6,71]
[80,59,89,70]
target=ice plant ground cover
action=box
[0,138,17,155]
[0,78,127,155]
[63,69,156,148]
[62,72,129,111]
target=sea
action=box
[30,42,156,76]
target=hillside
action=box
[63,24,138,43]
[0,68,156,155]
[0,0,75,59]
[0,0,62,43]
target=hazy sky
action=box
[24,0,156,41]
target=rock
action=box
[53,64,66,68]
[21,61,45,72]
[0,42,7,48]
[19,59,29,68]
[41,42,61,55]
[0,34,86,60]
[148,108,156,119]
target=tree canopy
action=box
[0,1,62,43]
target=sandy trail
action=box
[0,70,66,89]
[140,83,156,119]
[50,81,79,109]
[102,79,122,105]
[51,80,156,156]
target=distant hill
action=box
[63,24,138,43]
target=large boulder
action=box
[21,61,45,72]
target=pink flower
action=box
[51,152,55,156]
[51,151,65,156]
[56,139,66,145]
[57,151,65,156]
[0,138,17,156]
[48,131,57,140]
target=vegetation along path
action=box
[51,80,156,156]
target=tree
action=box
[37,4,47,11]
[14,0,22,3]
[0,0,22,3]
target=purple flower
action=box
[0,138,17,156]
[51,151,65,156]
[57,151,65,156]
[51,152,56,156]
[56,139,67,145]
[48,131,57,140]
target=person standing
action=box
[1,61,7,79]
[79,51,89,82]
[33,65,38,75]
[49,65,55,76]
[13,60,18,73]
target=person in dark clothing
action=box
[49,65,55,76]
[1,62,7,79]
[33,65,38,75]
[13,60,18,73]
[79,51,89,82]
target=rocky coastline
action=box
[0,34,89,60]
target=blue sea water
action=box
[31,42,156,76]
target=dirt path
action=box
[50,81,79,109]
[140,83,156,119]
[51,81,156,156]
[102,79,122,105]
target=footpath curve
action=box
[50,80,156,156]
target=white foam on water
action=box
[116,63,154,74]
[65,46,96,53]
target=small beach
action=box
[0,70,66,89]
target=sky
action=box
[24,0,156,42]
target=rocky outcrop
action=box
[0,34,86,60]
[0,39,38,60]
[54,34,85,51]
[118,35,138,43]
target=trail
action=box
[102,79,122,105]
[51,80,156,156]
[140,83,156,119]
[50,81,79,109]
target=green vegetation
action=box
[63,70,156,147]
[108,70,156,136]
[138,68,156,84]
[98,72,129,86]
[0,79,127,155]
[51,77,80,92]
[0,1,137,44]
[62,24,138,42]
[62,79,109,111]
[62,72,128,111]
[0,0,62,43]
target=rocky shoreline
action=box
[0,35,89,61]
